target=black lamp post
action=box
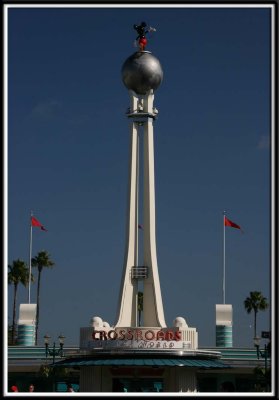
[254,336,270,391]
[44,334,65,364]
[44,334,65,392]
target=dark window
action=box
[112,378,163,392]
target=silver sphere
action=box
[122,51,163,95]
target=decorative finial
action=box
[133,22,156,51]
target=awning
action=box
[54,358,229,369]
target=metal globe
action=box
[121,51,163,95]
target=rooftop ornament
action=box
[133,21,156,51]
[122,22,163,96]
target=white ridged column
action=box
[142,91,166,327]
[176,368,197,392]
[115,90,166,329]
[114,93,139,327]
[80,367,111,392]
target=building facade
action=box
[7,345,271,393]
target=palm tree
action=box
[137,291,143,327]
[32,250,55,345]
[8,259,30,345]
[244,291,269,339]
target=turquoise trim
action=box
[17,324,35,346]
[8,347,265,361]
[216,325,233,348]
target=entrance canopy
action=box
[54,358,229,369]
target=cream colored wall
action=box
[179,327,198,349]
[79,366,112,392]
[164,368,198,392]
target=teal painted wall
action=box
[216,325,233,347]
[17,325,35,346]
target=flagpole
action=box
[223,210,226,304]
[28,211,33,304]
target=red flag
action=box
[224,216,242,231]
[31,216,47,231]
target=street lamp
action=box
[44,334,65,364]
[253,336,270,391]
[43,334,65,392]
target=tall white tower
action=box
[114,50,166,329]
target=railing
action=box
[131,266,148,279]
[8,346,80,359]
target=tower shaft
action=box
[115,90,166,328]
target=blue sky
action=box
[6,5,273,347]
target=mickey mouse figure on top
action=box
[133,22,156,51]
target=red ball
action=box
[139,37,147,47]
